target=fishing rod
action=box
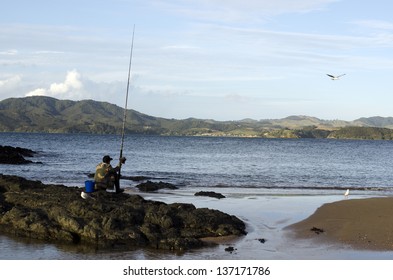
[119,25,135,175]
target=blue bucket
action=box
[85,180,95,193]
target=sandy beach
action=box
[288,197,393,251]
[129,189,393,260]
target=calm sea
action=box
[1,132,393,195]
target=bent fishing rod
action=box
[119,25,135,176]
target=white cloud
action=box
[26,88,47,97]
[0,75,22,90]
[33,50,65,55]
[161,45,200,51]
[155,0,339,23]
[0,49,18,55]
[26,70,83,99]
[206,0,338,14]
[49,70,82,94]
[24,70,128,107]
[353,20,393,31]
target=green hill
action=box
[0,96,168,134]
[352,116,393,129]
[0,96,252,135]
[1,96,393,140]
[328,127,393,140]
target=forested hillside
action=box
[1,96,393,139]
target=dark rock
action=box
[0,146,36,164]
[136,180,178,192]
[310,227,324,234]
[86,173,152,182]
[257,238,266,244]
[121,175,151,181]
[0,174,246,251]
[224,246,236,253]
[194,191,226,199]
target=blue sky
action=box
[1,0,393,121]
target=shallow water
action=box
[2,192,393,260]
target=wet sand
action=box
[136,190,393,259]
[288,197,393,251]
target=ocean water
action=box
[2,132,393,260]
[1,132,393,195]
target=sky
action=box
[1,0,393,121]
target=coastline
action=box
[1,188,393,259]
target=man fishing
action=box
[95,26,134,195]
[94,155,126,193]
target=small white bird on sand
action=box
[344,189,349,198]
[327,74,346,80]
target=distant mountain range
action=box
[2,96,393,140]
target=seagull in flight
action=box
[327,74,346,80]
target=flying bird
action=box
[327,74,346,80]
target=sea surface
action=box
[2,132,393,260]
[2,132,393,195]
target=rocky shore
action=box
[0,145,36,164]
[0,174,246,251]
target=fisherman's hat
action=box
[103,155,113,162]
